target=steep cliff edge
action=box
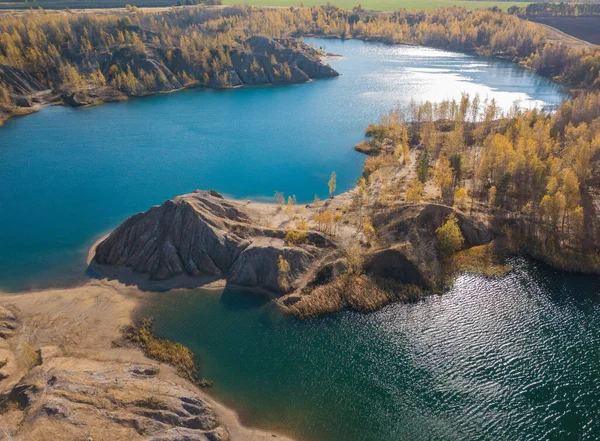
[0,64,52,125]
[93,190,334,293]
[0,35,338,125]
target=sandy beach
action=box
[0,273,296,440]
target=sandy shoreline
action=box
[0,201,305,441]
[0,186,359,440]
[0,276,296,440]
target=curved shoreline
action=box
[0,275,296,441]
[0,7,587,439]
[0,200,310,440]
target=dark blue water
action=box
[143,258,600,441]
[141,260,600,441]
[0,38,565,291]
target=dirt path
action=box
[538,22,598,50]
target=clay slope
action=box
[94,190,334,293]
[369,203,493,288]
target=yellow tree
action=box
[488,186,497,206]
[435,213,464,258]
[454,186,468,210]
[277,255,291,291]
[328,171,337,198]
[560,168,580,235]
[406,178,423,203]
[363,216,377,245]
[434,156,454,204]
[570,205,584,247]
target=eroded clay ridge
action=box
[1,35,338,114]
[93,190,334,293]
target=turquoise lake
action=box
[0,38,565,292]
[4,37,596,441]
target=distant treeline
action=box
[0,0,177,10]
[0,6,599,110]
[509,2,600,16]
[175,0,220,6]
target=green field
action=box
[0,0,532,11]
[223,0,531,11]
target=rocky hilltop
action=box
[93,190,334,293]
[99,35,337,92]
[93,186,496,317]
[367,204,493,288]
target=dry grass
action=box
[363,154,397,178]
[21,343,41,370]
[286,274,424,318]
[444,243,511,284]
[121,318,210,387]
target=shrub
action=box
[277,255,291,291]
[122,319,210,387]
[296,219,310,230]
[406,178,424,203]
[435,213,464,258]
[21,343,41,370]
[286,230,308,245]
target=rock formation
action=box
[93,190,334,293]
[0,65,47,96]
[278,202,495,317]
[1,34,338,125]
[368,203,493,288]
[94,187,496,313]
[0,64,51,113]
[103,35,338,90]
[228,36,338,85]
[6,357,229,441]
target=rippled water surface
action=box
[143,259,600,441]
[0,38,565,291]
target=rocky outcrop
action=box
[228,36,338,85]
[0,64,47,96]
[370,203,493,288]
[2,356,229,441]
[0,64,51,115]
[103,45,184,92]
[93,190,334,293]
[0,305,18,339]
[375,204,492,248]
[278,203,495,317]
[0,34,337,126]
[228,238,320,292]
[94,36,337,94]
